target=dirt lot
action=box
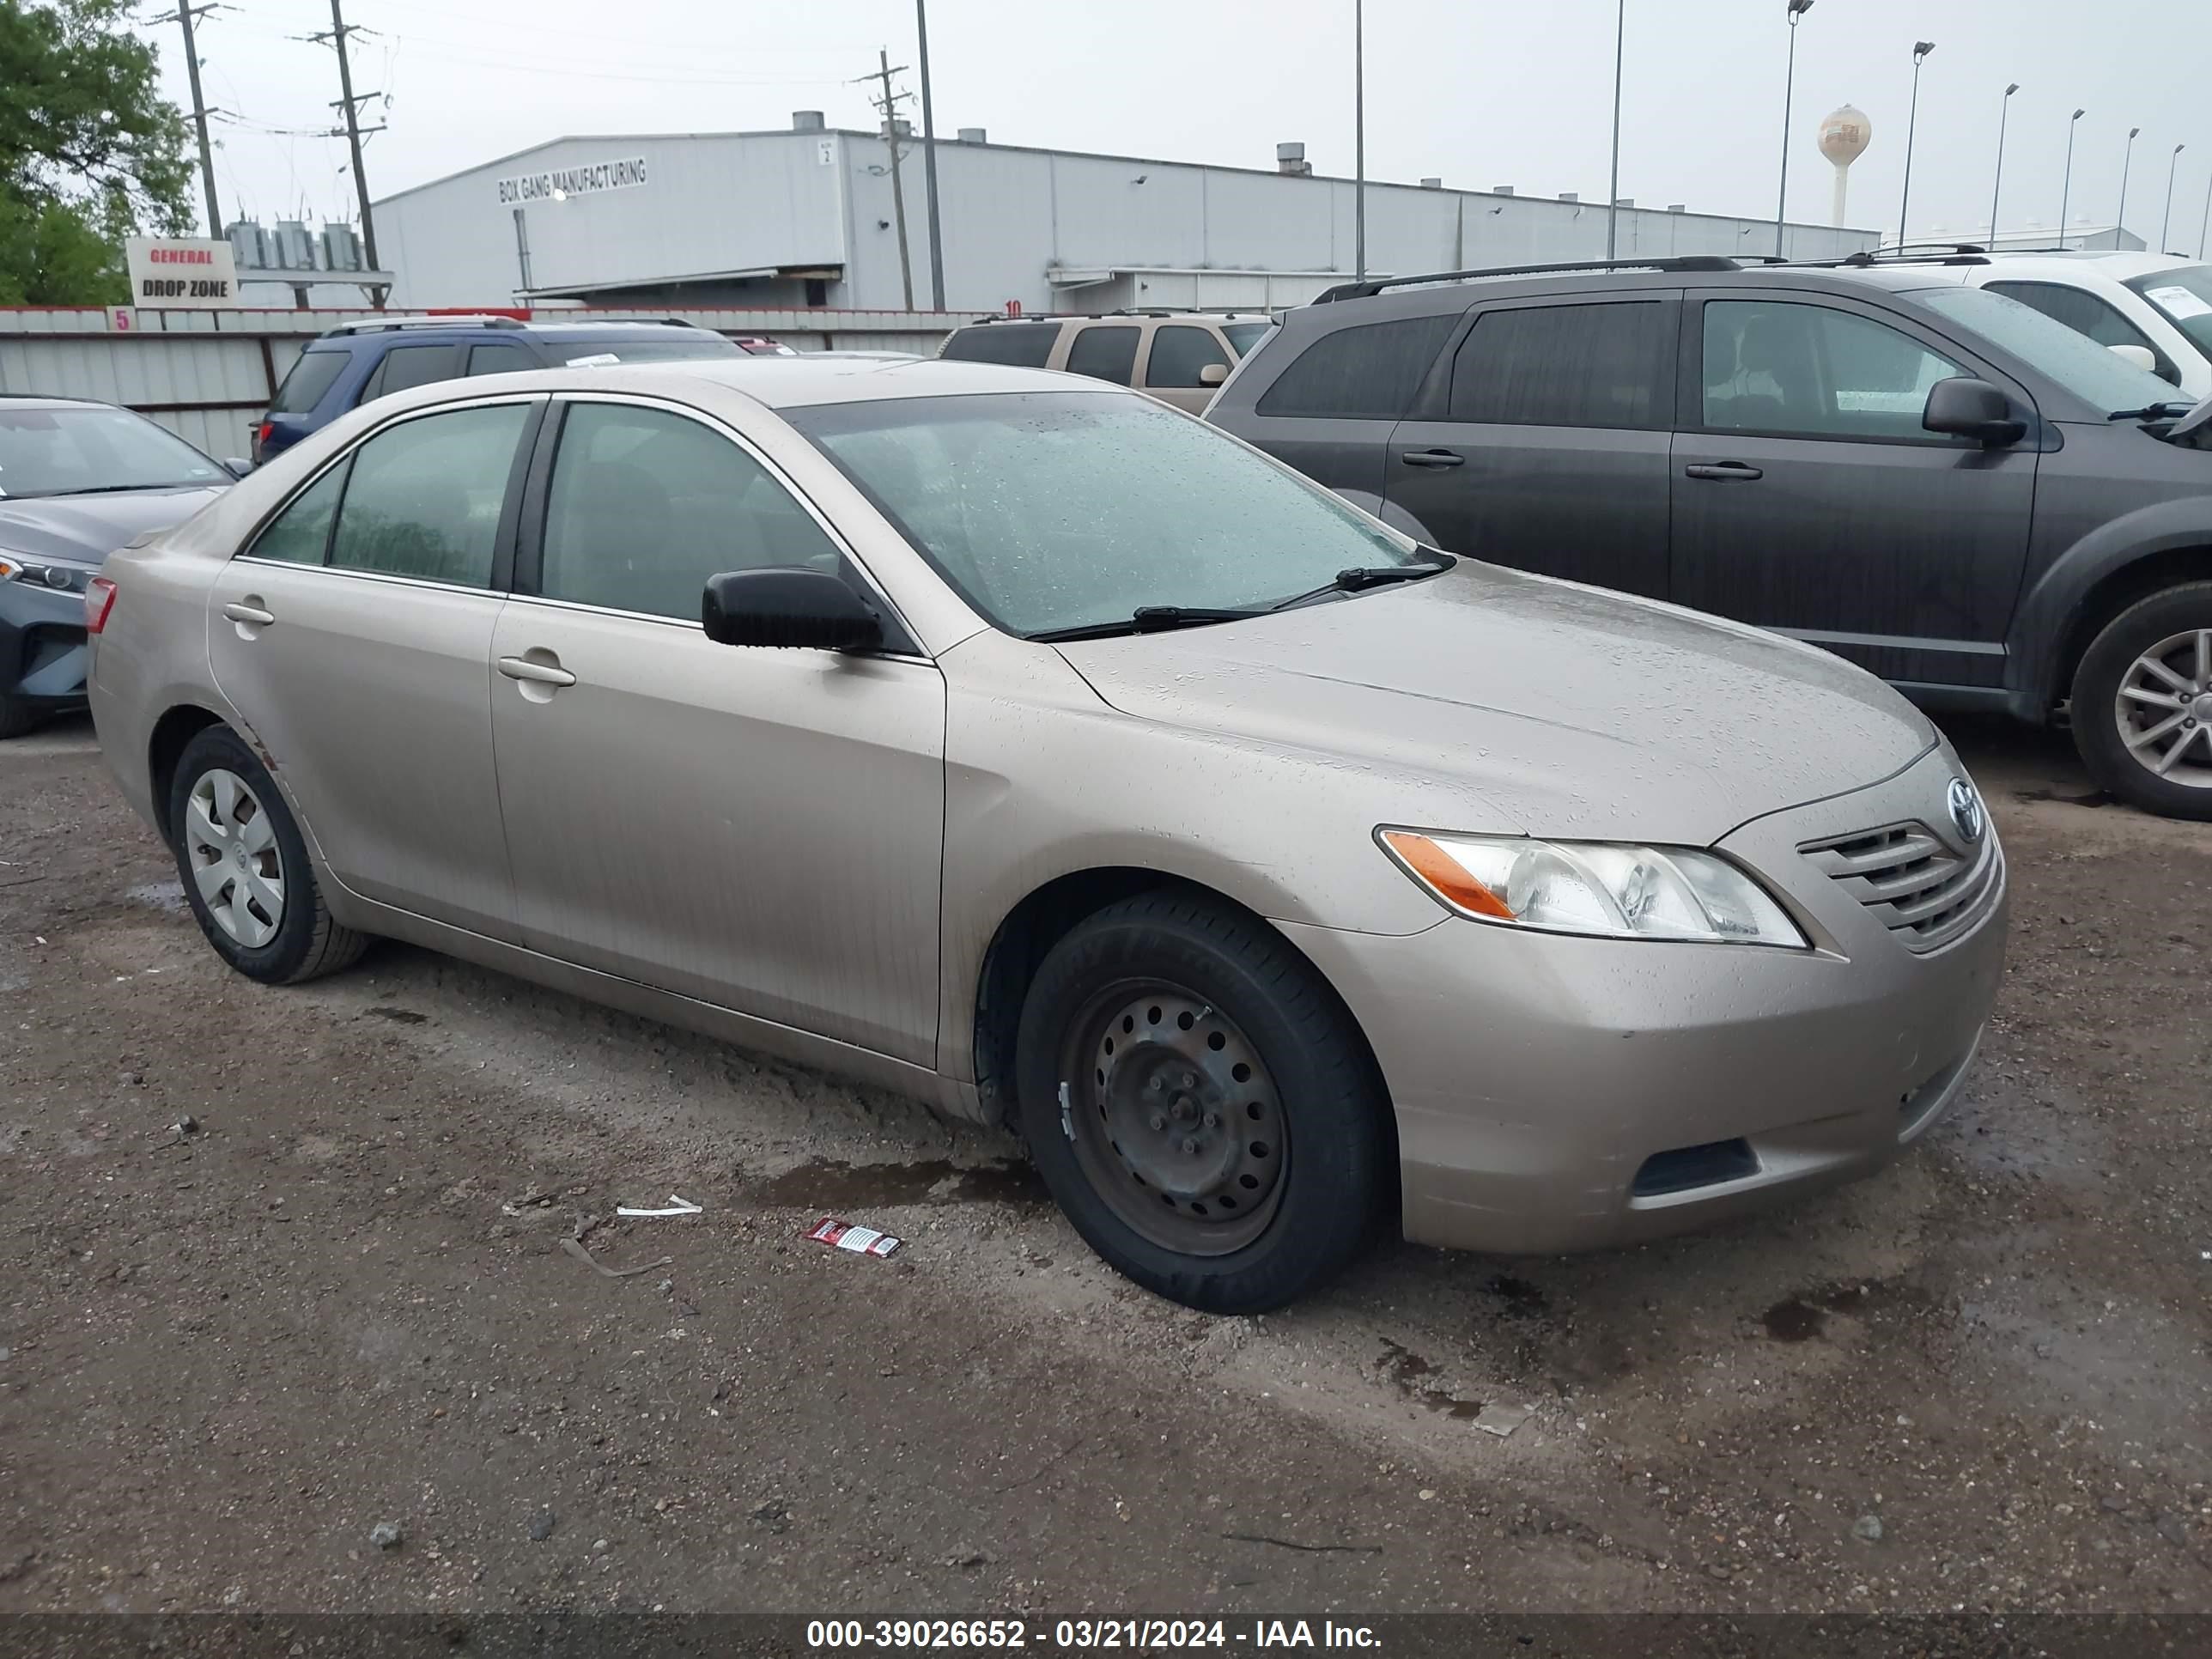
[2,712,2208,1620]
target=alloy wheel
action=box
[184,768,286,948]
[2115,629,2212,790]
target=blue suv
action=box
[251,315,750,465]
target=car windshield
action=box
[1914,285,2182,415]
[0,405,227,500]
[556,335,744,363]
[2126,265,2212,356]
[788,391,1421,637]
[1222,322,1272,356]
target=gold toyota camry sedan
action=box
[87,356,2007,1311]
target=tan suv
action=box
[938,310,1272,411]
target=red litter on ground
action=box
[805,1217,903,1258]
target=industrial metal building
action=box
[370,117,1879,313]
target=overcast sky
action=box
[154,0,2210,255]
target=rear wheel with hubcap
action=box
[1015,890,1390,1312]
[2072,582,2212,821]
[167,724,368,983]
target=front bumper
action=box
[0,579,90,709]
[1279,747,2008,1255]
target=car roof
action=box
[1875,250,2200,285]
[309,319,731,349]
[0,392,115,410]
[636,356,1102,407]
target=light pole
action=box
[1775,0,1814,258]
[1607,0,1626,258]
[915,0,945,309]
[1987,82,2019,247]
[1897,40,1933,248]
[2161,143,2186,252]
[2058,107,2084,247]
[2201,167,2211,259]
[2118,126,2140,240]
[1353,0,1365,283]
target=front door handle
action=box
[1401,448,1465,469]
[222,601,276,626]
[497,654,577,688]
[1684,461,1764,481]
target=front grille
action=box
[1799,819,2002,954]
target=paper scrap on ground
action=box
[805,1216,902,1258]
[617,1194,702,1217]
[1473,1402,1533,1438]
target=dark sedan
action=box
[1,398,233,737]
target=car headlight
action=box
[1379,830,1808,948]
[0,554,92,593]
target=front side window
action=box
[790,391,1422,639]
[1253,313,1456,420]
[939,322,1060,368]
[1064,325,1140,386]
[1702,301,1969,441]
[1985,282,2157,354]
[538,404,842,622]
[268,350,347,415]
[1145,325,1231,390]
[328,404,529,586]
[245,462,348,563]
[1449,301,1668,429]
[1911,286,2173,416]
[0,405,226,499]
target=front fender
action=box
[2007,494,2212,714]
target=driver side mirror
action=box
[702,567,883,652]
[222,458,252,478]
[1923,377,2026,447]
[2106,343,2157,374]
[1198,362,1231,387]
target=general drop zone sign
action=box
[496,157,649,205]
[125,238,241,307]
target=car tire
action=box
[0,696,42,740]
[1013,890,1391,1313]
[167,725,368,983]
[2070,581,2212,822]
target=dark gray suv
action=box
[1208,255,2212,819]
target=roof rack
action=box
[321,313,528,336]
[962,307,1271,325]
[1314,255,1742,303]
[1790,242,1993,269]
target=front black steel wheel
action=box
[1016,890,1390,1312]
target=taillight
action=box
[257,422,274,444]
[85,576,118,634]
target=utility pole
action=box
[173,3,223,239]
[1606,0,1625,258]
[314,0,381,280]
[914,0,945,309]
[1353,0,1365,284]
[860,52,916,311]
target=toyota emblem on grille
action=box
[1947,778,1986,844]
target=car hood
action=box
[1053,562,1936,845]
[0,485,228,567]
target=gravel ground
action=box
[1,711,2207,1618]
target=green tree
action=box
[0,0,195,305]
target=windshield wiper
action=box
[1267,552,1455,611]
[2107,401,2197,422]
[1031,605,1270,642]
[34,482,204,498]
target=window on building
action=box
[538,404,844,622]
[1253,313,1457,419]
[327,404,529,586]
[1064,325,1140,386]
[1448,302,1669,428]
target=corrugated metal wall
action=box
[0,307,974,457]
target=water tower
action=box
[1820,104,1874,227]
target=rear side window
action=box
[1064,325,1140,386]
[939,322,1060,368]
[466,343,536,376]
[539,404,843,622]
[358,343,460,405]
[1222,322,1270,356]
[328,404,530,586]
[268,350,346,416]
[1449,302,1668,428]
[1254,313,1456,419]
[1145,325,1231,389]
[246,462,348,563]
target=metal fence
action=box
[0,305,980,458]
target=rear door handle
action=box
[1683,462,1764,481]
[222,601,276,626]
[497,655,577,688]
[1401,449,1465,469]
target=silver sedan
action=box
[86,356,2007,1310]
